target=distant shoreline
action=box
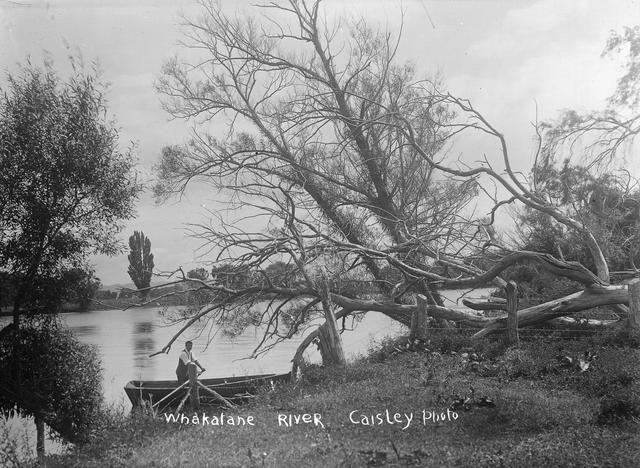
[0,301,166,317]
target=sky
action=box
[1,0,639,285]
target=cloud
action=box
[468,0,635,72]
[468,1,586,59]
[445,0,635,142]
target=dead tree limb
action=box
[473,285,628,339]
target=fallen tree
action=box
[145,251,633,365]
[149,1,640,365]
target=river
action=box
[57,305,407,405]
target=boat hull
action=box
[124,372,291,408]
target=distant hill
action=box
[100,280,165,292]
[101,282,136,292]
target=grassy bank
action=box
[41,329,640,467]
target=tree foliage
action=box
[604,25,640,110]
[0,58,140,322]
[0,267,101,312]
[0,58,140,456]
[518,166,640,272]
[127,230,154,297]
[0,316,103,444]
[61,268,102,311]
[528,24,640,276]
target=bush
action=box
[0,316,104,445]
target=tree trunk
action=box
[35,415,45,461]
[505,281,519,346]
[627,279,640,331]
[584,231,610,282]
[472,285,628,339]
[291,329,319,378]
[317,280,346,366]
[410,295,429,341]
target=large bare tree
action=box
[152,0,638,364]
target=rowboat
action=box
[124,372,291,409]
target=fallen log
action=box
[550,317,619,327]
[462,298,507,311]
[290,286,629,375]
[472,285,629,339]
[329,286,629,339]
[462,299,619,327]
[330,294,493,327]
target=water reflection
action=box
[40,304,439,405]
[69,324,97,337]
[132,321,155,369]
[133,337,155,370]
[134,321,153,335]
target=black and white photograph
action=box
[1,0,640,466]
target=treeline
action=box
[0,269,101,314]
[101,261,389,309]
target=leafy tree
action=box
[0,316,103,459]
[513,165,640,308]
[0,267,100,312]
[0,59,140,325]
[61,268,102,311]
[0,58,140,457]
[127,231,154,298]
[518,167,640,267]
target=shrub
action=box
[0,315,104,445]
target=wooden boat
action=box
[124,372,291,409]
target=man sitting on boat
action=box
[176,340,206,383]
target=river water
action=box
[58,306,407,405]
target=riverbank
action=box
[38,329,640,467]
[0,300,173,317]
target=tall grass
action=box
[1,412,34,467]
